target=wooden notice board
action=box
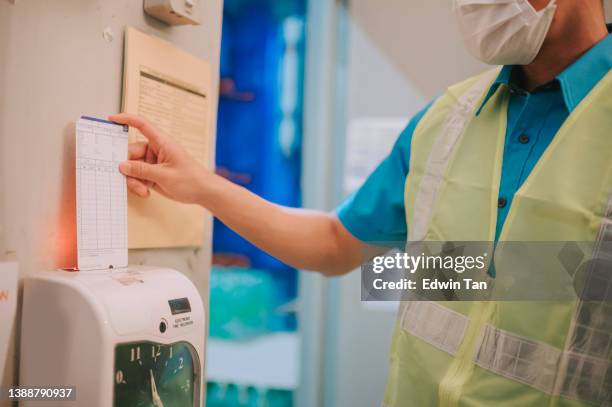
[122,27,212,249]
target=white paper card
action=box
[76,117,128,270]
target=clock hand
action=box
[150,369,165,407]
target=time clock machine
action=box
[19,267,205,407]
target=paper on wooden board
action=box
[122,27,213,249]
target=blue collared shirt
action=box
[337,32,612,244]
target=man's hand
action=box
[109,113,210,204]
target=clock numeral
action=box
[115,370,126,384]
[169,346,173,359]
[130,346,141,362]
[178,356,184,370]
[152,345,161,361]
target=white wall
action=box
[0,0,222,399]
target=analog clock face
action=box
[114,341,200,407]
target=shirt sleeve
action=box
[336,101,434,245]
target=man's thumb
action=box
[119,161,162,182]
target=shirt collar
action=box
[477,28,612,116]
[557,31,612,112]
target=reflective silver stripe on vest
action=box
[569,301,612,360]
[474,324,561,394]
[558,352,610,405]
[409,68,501,242]
[475,325,611,405]
[401,306,611,404]
[400,300,469,355]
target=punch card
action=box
[76,116,128,270]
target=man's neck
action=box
[519,13,608,91]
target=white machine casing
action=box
[19,267,205,407]
[144,0,201,25]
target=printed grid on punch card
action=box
[76,117,128,270]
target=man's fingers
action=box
[145,143,157,164]
[126,177,150,198]
[128,142,150,160]
[119,160,163,183]
[109,113,165,148]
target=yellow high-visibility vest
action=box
[382,69,612,407]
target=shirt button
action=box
[498,197,508,209]
[519,134,530,144]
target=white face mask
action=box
[453,0,557,66]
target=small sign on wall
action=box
[344,118,408,195]
[0,262,17,380]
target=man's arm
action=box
[205,179,368,275]
[110,113,372,276]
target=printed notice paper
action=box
[76,117,128,270]
[122,27,212,249]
